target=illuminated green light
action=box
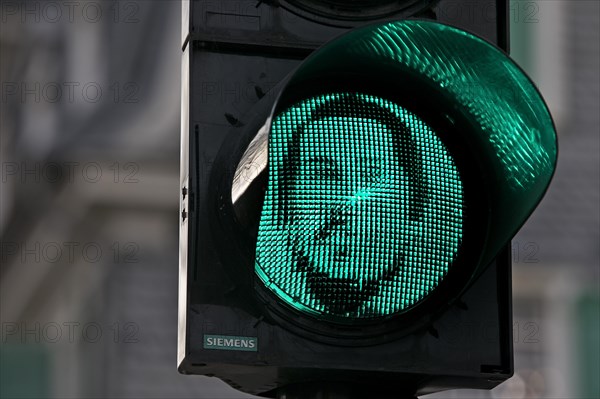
[256,92,464,319]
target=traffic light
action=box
[179,1,557,397]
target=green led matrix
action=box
[256,92,464,320]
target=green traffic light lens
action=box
[256,92,464,320]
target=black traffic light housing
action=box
[178,0,550,397]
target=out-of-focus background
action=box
[1,1,598,398]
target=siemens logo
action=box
[203,335,258,352]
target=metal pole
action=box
[275,382,417,399]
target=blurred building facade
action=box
[1,1,598,398]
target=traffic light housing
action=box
[179,1,557,397]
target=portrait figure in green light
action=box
[256,92,464,319]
